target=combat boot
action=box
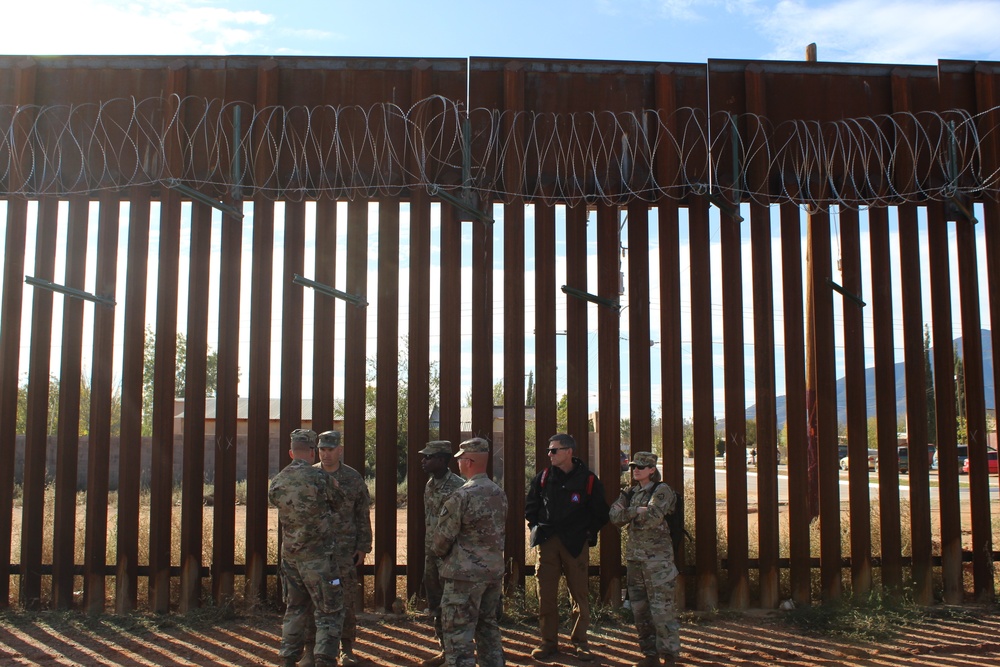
[633,656,659,667]
[420,652,446,667]
[530,644,559,661]
[280,658,297,667]
[340,639,359,666]
[314,655,339,667]
[299,645,315,667]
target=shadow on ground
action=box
[1,607,1000,666]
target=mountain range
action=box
[746,329,996,427]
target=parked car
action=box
[896,446,909,474]
[962,449,999,474]
[840,448,878,471]
[934,444,969,473]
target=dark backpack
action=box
[625,481,691,548]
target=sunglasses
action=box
[546,447,569,454]
[631,465,651,471]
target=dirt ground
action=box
[2,605,1000,666]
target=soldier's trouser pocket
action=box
[316,555,344,616]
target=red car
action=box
[962,450,999,474]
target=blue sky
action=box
[6,1,1000,65]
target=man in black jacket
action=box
[524,433,610,661]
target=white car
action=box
[840,448,878,471]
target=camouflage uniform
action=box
[430,439,508,667]
[269,443,346,665]
[422,444,466,649]
[304,431,373,664]
[609,452,681,663]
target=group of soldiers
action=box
[268,429,681,667]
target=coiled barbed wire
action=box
[0,94,998,210]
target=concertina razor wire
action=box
[1,94,999,211]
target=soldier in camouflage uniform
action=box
[430,437,508,667]
[268,429,346,667]
[300,430,373,667]
[418,440,466,667]
[609,451,681,666]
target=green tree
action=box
[492,379,504,406]
[924,324,936,442]
[867,415,879,448]
[15,374,60,435]
[620,417,631,444]
[364,346,440,483]
[955,350,966,443]
[525,371,535,408]
[745,418,757,448]
[556,393,569,434]
[682,418,694,458]
[141,326,231,436]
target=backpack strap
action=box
[540,467,549,488]
[586,472,595,496]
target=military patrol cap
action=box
[630,451,658,468]
[419,440,454,456]
[455,437,490,456]
[290,428,317,444]
[317,430,342,448]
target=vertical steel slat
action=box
[471,206,493,449]
[20,197,58,609]
[81,195,120,613]
[113,189,150,613]
[279,200,306,461]
[657,200,685,607]
[653,64,686,606]
[212,201,243,605]
[374,201,400,611]
[406,63,434,602]
[502,201,526,592]
[245,59,279,603]
[148,189,181,613]
[689,197,718,610]
[0,198,27,609]
[565,205,589,463]
[179,201,212,612]
[627,201,652,453]
[148,61,186,613]
[534,204,557,472]
[596,203,622,603]
[2,61,37,608]
[897,204,932,603]
[955,216,995,602]
[926,200,963,603]
[974,63,1000,605]
[808,207,842,602]
[721,207,749,609]
[868,206,903,593]
[438,203,462,449]
[780,203,810,605]
[749,202,779,609]
[52,197,90,610]
[839,207,872,595]
[312,199,338,433]
[342,199,369,603]
[406,190,432,600]
[244,198,274,602]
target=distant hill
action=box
[747,329,995,427]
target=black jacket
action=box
[524,458,610,557]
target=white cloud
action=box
[5,1,273,55]
[760,1,1000,64]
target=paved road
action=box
[686,463,1000,507]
